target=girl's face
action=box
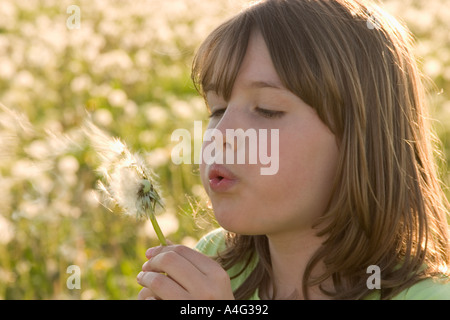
[200,31,339,237]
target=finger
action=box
[146,245,220,276]
[138,287,157,300]
[145,241,173,259]
[142,250,206,292]
[137,271,189,300]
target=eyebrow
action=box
[204,80,285,93]
[249,80,284,90]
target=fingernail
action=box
[137,271,144,282]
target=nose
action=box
[207,103,261,167]
[211,106,243,153]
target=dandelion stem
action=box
[148,211,167,246]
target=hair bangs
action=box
[192,12,252,104]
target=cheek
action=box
[257,128,339,214]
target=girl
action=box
[137,0,450,299]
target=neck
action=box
[265,228,329,299]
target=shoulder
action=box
[194,228,227,257]
[392,276,450,300]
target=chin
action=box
[214,209,266,236]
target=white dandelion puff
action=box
[0,102,35,140]
[84,119,166,245]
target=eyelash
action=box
[208,107,285,119]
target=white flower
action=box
[84,119,166,244]
[107,89,128,108]
[0,215,14,244]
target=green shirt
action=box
[195,228,450,300]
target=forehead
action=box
[234,30,282,88]
[204,30,285,96]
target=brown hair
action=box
[192,0,450,299]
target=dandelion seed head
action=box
[84,119,164,221]
[83,119,127,167]
[0,102,35,137]
[141,179,151,193]
[108,164,142,217]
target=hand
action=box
[137,244,235,300]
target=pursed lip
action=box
[208,163,238,181]
[207,164,239,192]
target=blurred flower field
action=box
[0,0,449,299]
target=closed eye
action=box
[208,108,226,119]
[208,107,285,119]
[255,106,285,119]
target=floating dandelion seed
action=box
[84,119,167,245]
